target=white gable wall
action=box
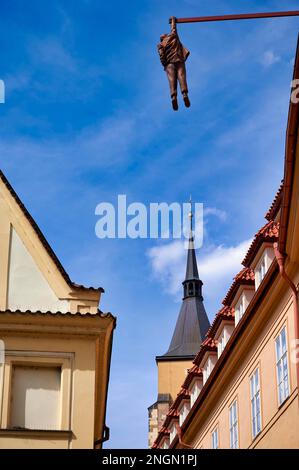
[7,228,69,313]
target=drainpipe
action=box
[175,422,193,449]
[273,242,299,394]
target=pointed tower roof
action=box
[184,204,199,281]
[157,200,210,361]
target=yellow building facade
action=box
[153,39,299,450]
[0,171,115,449]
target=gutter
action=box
[175,423,193,449]
[94,316,116,449]
[279,34,299,254]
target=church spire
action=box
[183,198,202,299]
[158,198,210,359]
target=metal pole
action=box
[171,10,299,24]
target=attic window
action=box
[169,422,177,443]
[235,295,245,326]
[202,355,217,384]
[162,438,170,449]
[256,256,266,288]
[190,379,202,407]
[179,401,190,426]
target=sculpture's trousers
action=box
[165,62,188,98]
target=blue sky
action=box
[0,0,298,448]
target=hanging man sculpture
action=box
[158,16,190,111]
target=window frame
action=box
[1,352,73,431]
[250,368,262,439]
[169,421,177,443]
[275,326,290,406]
[10,364,62,431]
[229,399,239,449]
[255,254,267,289]
[235,294,245,325]
[190,379,202,408]
[211,427,219,449]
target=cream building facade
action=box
[153,38,299,450]
[0,171,115,448]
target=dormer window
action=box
[233,288,254,326]
[178,401,190,426]
[169,421,177,443]
[162,438,170,449]
[256,256,266,287]
[190,379,202,407]
[218,331,226,356]
[202,355,217,384]
[216,324,234,357]
[254,247,275,289]
[235,295,245,325]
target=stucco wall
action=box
[7,228,69,313]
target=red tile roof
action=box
[193,337,217,366]
[182,364,203,389]
[222,268,255,306]
[172,388,190,410]
[163,406,179,428]
[0,308,115,321]
[242,220,279,267]
[207,306,235,338]
[265,181,283,222]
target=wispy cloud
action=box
[204,206,227,222]
[261,50,281,67]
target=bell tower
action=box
[148,200,210,447]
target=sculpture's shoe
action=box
[172,96,178,111]
[183,94,191,108]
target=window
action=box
[190,380,202,407]
[162,439,169,449]
[203,356,216,384]
[255,256,266,288]
[250,368,261,438]
[235,296,244,325]
[10,365,61,430]
[212,428,219,449]
[275,327,290,405]
[217,331,226,357]
[229,400,238,449]
[169,422,177,443]
[179,402,190,426]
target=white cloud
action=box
[261,50,281,67]
[204,206,227,222]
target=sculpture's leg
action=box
[165,63,178,110]
[177,62,191,108]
